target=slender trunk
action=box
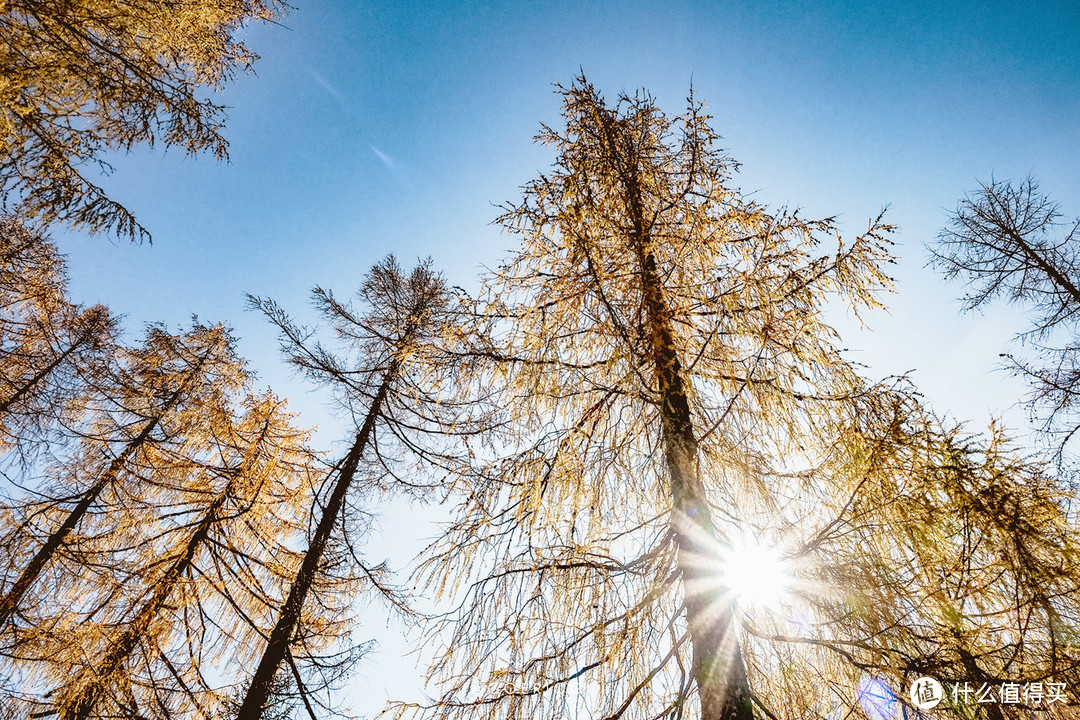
[640,247,753,720]
[1005,227,1080,307]
[0,353,201,630]
[0,318,93,415]
[956,643,1005,720]
[235,376,392,720]
[60,488,231,720]
[0,417,159,629]
[620,156,754,720]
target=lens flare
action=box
[720,538,791,611]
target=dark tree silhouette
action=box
[932,178,1080,461]
[238,256,459,720]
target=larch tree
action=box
[931,178,1080,463]
[10,392,321,720]
[237,256,462,720]
[0,322,246,643]
[0,0,286,242]
[0,217,114,460]
[394,80,1080,720]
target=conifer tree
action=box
[0,322,245,637]
[237,256,457,720]
[12,393,320,720]
[0,218,114,459]
[395,79,1080,720]
[0,0,286,241]
[932,178,1080,463]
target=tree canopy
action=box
[393,79,1080,720]
[933,178,1080,465]
[0,227,332,719]
[0,0,286,242]
[0,218,114,459]
[236,256,469,720]
[3,52,1080,719]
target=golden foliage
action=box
[0,217,114,456]
[398,79,1080,720]
[0,0,285,241]
[0,315,329,718]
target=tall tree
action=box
[0,0,286,242]
[397,79,897,720]
[394,80,1080,720]
[0,217,114,459]
[237,256,458,720]
[931,178,1080,462]
[10,392,320,720]
[0,322,245,638]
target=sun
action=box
[719,537,791,611]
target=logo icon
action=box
[910,676,943,709]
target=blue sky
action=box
[50,0,1080,713]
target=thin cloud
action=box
[370,145,410,187]
[310,69,349,110]
[370,145,397,171]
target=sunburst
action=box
[719,536,792,612]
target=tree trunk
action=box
[235,376,392,720]
[1004,226,1080,306]
[60,487,231,720]
[625,169,754,720]
[0,321,89,415]
[0,356,200,630]
[0,416,160,629]
[956,643,1005,720]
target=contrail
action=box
[370,145,410,187]
[310,69,348,106]
[370,145,397,172]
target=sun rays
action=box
[677,515,803,623]
[720,537,792,612]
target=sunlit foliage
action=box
[8,392,319,720]
[395,79,1080,720]
[0,235,335,719]
[0,0,286,242]
[0,323,249,642]
[0,218,114,459]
